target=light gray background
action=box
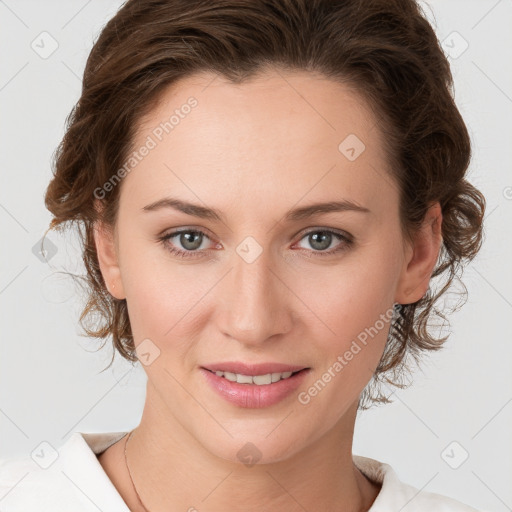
[1,1,511,510]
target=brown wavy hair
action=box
[44,0,486,410]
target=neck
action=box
[124,381,380,512]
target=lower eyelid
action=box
[163,231,214,250]
[295,230,349,247]
[161,229,352,256]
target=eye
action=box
[159,227,354,260]
[159,229,217,259]
[293,229,353,257]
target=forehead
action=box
[123,69,397,218]
[137,69,380,152]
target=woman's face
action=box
[96,69,436,463]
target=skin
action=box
[94,69,443,512]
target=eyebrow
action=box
[142,197,371,222]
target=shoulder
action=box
[0,431,130,512]
[0,452,79,511]
[353,454,486,512]
[392,482,486,512]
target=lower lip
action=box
[200,368,310,408]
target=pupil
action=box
[181,231,202,250]
[310,232,331,251]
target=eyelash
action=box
[158,228,354,259]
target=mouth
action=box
[203,367,308,386]
[199,365,311,408]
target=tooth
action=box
[253,373,272,385]
[213,370,298,385]
[236,373,253,384]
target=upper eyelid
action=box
[295,226,351,240]
[162,227,351,247]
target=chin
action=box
[197,427,309,467]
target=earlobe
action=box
[93,218,126,300]
[394,202,443,305]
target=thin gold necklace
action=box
[124,430,151,512]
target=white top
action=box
[0,431,483,511]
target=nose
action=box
[217,244,294,347]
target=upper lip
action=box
[201,362,309,376]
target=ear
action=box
[93,201,126,300]
[394,201,443,305]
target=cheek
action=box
[117,235,194,342]
[119,238,223,366]
[119,221,401,364]
[297,241,401,366]
[293,257,398,418]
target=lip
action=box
[200,366,311,408]
[201,362,308,376]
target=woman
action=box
[0,0,486,510]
